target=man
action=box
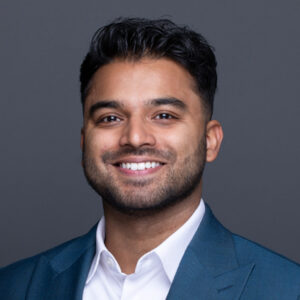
[0,17,299,300]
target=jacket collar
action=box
[26,204,255,300]
[167,204,255,300]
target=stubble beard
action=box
[82,137,206,216]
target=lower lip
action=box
[115,164,164,176]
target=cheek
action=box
[84,129,118,154]
[159,129,201,159]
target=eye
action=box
[97,115,122,124]
[154,113,176,120]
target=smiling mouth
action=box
[116,161,164,171]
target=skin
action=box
[81,57,223,274]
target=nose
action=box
[119,116,156,148]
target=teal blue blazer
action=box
[1,205,300,299]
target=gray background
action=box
[1,0,299,267]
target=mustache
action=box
[101,147,175,163]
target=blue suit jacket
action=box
[1,204,300,299]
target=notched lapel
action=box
[25,226,97,300]
[214,263,255,299]
[166,249,218,300]
[25,256,56,300]
[44,247,95,300]
[167,204,255,300]
[26,246,95,300]
[167,252,254,300]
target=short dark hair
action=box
[80,17,217,118]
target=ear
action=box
[206,120,223,162]
[80,128,84,167]
[80,128,84,150]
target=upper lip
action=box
[111,156,167,165]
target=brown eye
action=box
[154,113,174,119]
[99,115,121,123]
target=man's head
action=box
[80,18,217,120]
[80,18,223,216]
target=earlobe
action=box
[80,128,84,150]
[80,128,84,167]
[205,120,223,162]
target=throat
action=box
[102,196,201,274]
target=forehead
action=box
[84,57,202,111]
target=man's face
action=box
[81,58,210,215]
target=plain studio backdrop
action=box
[0,0,299,267]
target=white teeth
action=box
[120,162,161,170]
[131,163,138,171]
[137,163,145,170]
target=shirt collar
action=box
[153,199,205,282]
[86,199,205,284]
[86,217,106,284]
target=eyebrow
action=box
[147,97,187,110]
[89,100,124,117]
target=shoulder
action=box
[232,233,300,272]
[0,238,75,293]
[0,225,97,298]
[232,232,300,293]
[204,204,300,278]
[0,253,41,298]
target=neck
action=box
[102,188,202,274]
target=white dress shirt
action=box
[83,199,205,300]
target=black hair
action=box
[80,17,217,118]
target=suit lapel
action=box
[26,225,97,300]
[44,246,95,300]
[24,206,255,299]
[167,204,255,300]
